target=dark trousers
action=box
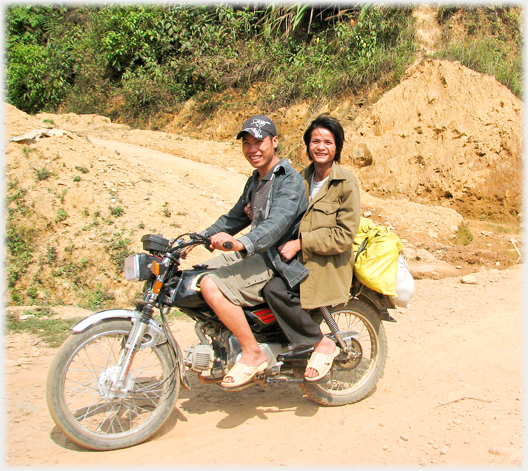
[263,277,323,347]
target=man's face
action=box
[309,127,336,166]
[241,133,279,176]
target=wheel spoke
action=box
[316,303,385,397]
[61,328,171,436]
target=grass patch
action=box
[106,231,132,270]
[435,6,522,98]
[5,309,82,348]
[456,222,474,246]
[33,167,53,181]
[86,285,115,310]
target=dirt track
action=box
[5,264,523,467]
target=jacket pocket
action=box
[311,201,339,229]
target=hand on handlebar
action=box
[209,233,244,252]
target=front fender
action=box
[72,309,147,333]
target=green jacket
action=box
[298,162,361,309]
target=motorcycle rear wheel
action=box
[300,299,387,406]
[46,319,179,451]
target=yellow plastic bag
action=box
[353,217,403,296]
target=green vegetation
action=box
[5,308,80,347]
[86,284,115,310]
[33,167,52,181]
[55,208,67,223]
[456,222,474,246]
[5,4,420,125]
[6,178,37,294]
[161,202,171,218]
[435,6,523,98]
[106,230,132,269]
[110,206,124,217]
[22,147,37,157]
[5,4,522,126]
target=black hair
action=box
[303,113,345,163]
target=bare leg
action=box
[200,276,267,382]
[305,334,336,378]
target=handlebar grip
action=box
[223,241,233,250]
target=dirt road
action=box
[5,264,523,467]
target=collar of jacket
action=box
[244,158,288,201]
[250,158,289,182]
[301,161,347,182]
[301,161,346,198]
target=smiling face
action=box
[241,133,279,177]
[308,127,336,168]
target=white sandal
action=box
[304,347,340,382]
[221,361,268,388]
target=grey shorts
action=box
[203,251,274,307]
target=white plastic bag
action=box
[394,255,414,308]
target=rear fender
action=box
[356,287,397,322]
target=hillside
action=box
[4,56,524,310]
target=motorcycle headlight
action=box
[124,254,156,281]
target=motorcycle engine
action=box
[184,324,241,377]
[188,344,214,372]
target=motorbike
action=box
[46,232,397,451]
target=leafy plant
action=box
[55,209,67,223]
[6,5,77,113]
[110,206,124,217]
[435,5,522,98]
[33,167,52,181]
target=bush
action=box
[6,6,76,113]
[5,4,522,119]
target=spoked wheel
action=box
[300,299,387,406]
[46,319,179,450]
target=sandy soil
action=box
[5,264,523,467]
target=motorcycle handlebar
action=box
[182,233,233,251]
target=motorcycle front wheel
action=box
[300,299,387,406]
[46,319,180,451]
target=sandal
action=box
[304,347,340,382]
[221,360,268,389]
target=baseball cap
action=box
[236,115,277,140]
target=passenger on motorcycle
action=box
[187,115,308,388]
[262,113,361,381]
